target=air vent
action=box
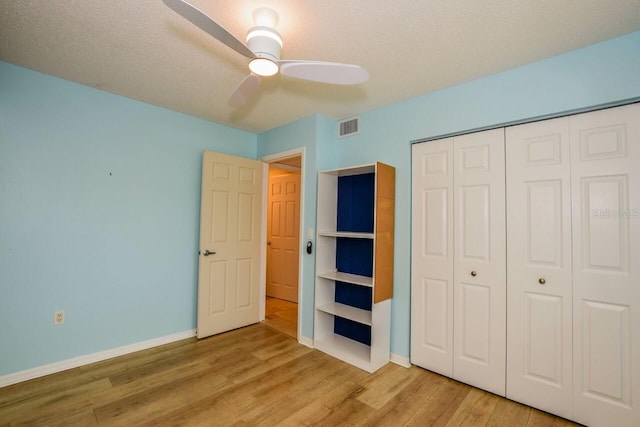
[338,117,359,138]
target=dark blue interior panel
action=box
[337,173,374,233]
[332,171,375,348]
[335,238,373,277]
[334,316,371,346]
[335,281,372,310]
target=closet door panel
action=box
[411,140,454,376]
[453,128,506,396]
[571,103,640,427]
[505,117,573,418]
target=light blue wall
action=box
[258,31,640,358]
[0,62,257,376]
[256,115,336,339]
[2,29,639,377]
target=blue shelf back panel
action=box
[334,316,371,346]
[337,173,375,233]
[336,238,373,277]
[335,281,372,310]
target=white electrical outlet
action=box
[54,310,65,325]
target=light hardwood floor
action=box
[0,324,580,426]
[263,296,298,339]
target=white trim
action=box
[0,329,196,388]
[258,162,269,322]
[390,353,411,368]
[260,147,305,164]
[269,162,301,173]
[298,335,314,348]
[260,147,306,341]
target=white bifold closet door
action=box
[506,117,574,419]
[414,103,639,426]
[453,130,506,396]
[411,128,506,396]
[570,104,640,427]
[506,103,640,426]
[411,138,454,377]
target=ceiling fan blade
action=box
[163,0,254,59]
[228,73,262,107]
[278,60,369,85]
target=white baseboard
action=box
[390,353,411,368]
[0,329,196,388]
[298,335,314,348]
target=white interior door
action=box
[453,129,506,396]
[411,139,455,377]
[197,151,265,339]
[570,103,640,426]
[505,117,573,418]
[266,172,300,302]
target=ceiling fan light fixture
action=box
[246,25,282,76]
[252,7,279,28]
[162,0,369,107]
[246,27,283,48]
[249,57,279,77]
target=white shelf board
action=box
[320,164,375,177]
[314,333,373,372]
[317,271,373,287]
[317,231,374,239]
[316,303,372,325]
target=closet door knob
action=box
[538,278,546,285]
[470,271,477,277]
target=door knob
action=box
[202,249,216,256]
[267,241,272,246]
[538,278,546,285]
[471,271,477,277]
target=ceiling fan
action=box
[163,0,369,107]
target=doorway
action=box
[261,151,303,339]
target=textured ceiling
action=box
[2,0,640,133]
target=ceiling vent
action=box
[338,116,359,138]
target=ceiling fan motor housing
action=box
[246,26,282,62]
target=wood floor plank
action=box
[0,367,86,408]
[312,395,376,426]
[445,387,500,426]
[234,352,356,424]
[356,363,422,410]
[0,322,583,426]
[405,378,472,426]
[146,396,241,427]
[107,352,207,387]
[93,369,231,425]
[263,297,298,339]
[10,407,98,427]
[78,339,188,379]
[277,380,363,426]
[226,351,342,415]
[527,410,581,426]
[487,398,531,426]
[88,359,212,408]
[242,357,364,425]
[0,378,110,424]
[362,369,447,426]
[227,343,312,384]
[250,334,301,360]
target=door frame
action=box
[260,147,305,341]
